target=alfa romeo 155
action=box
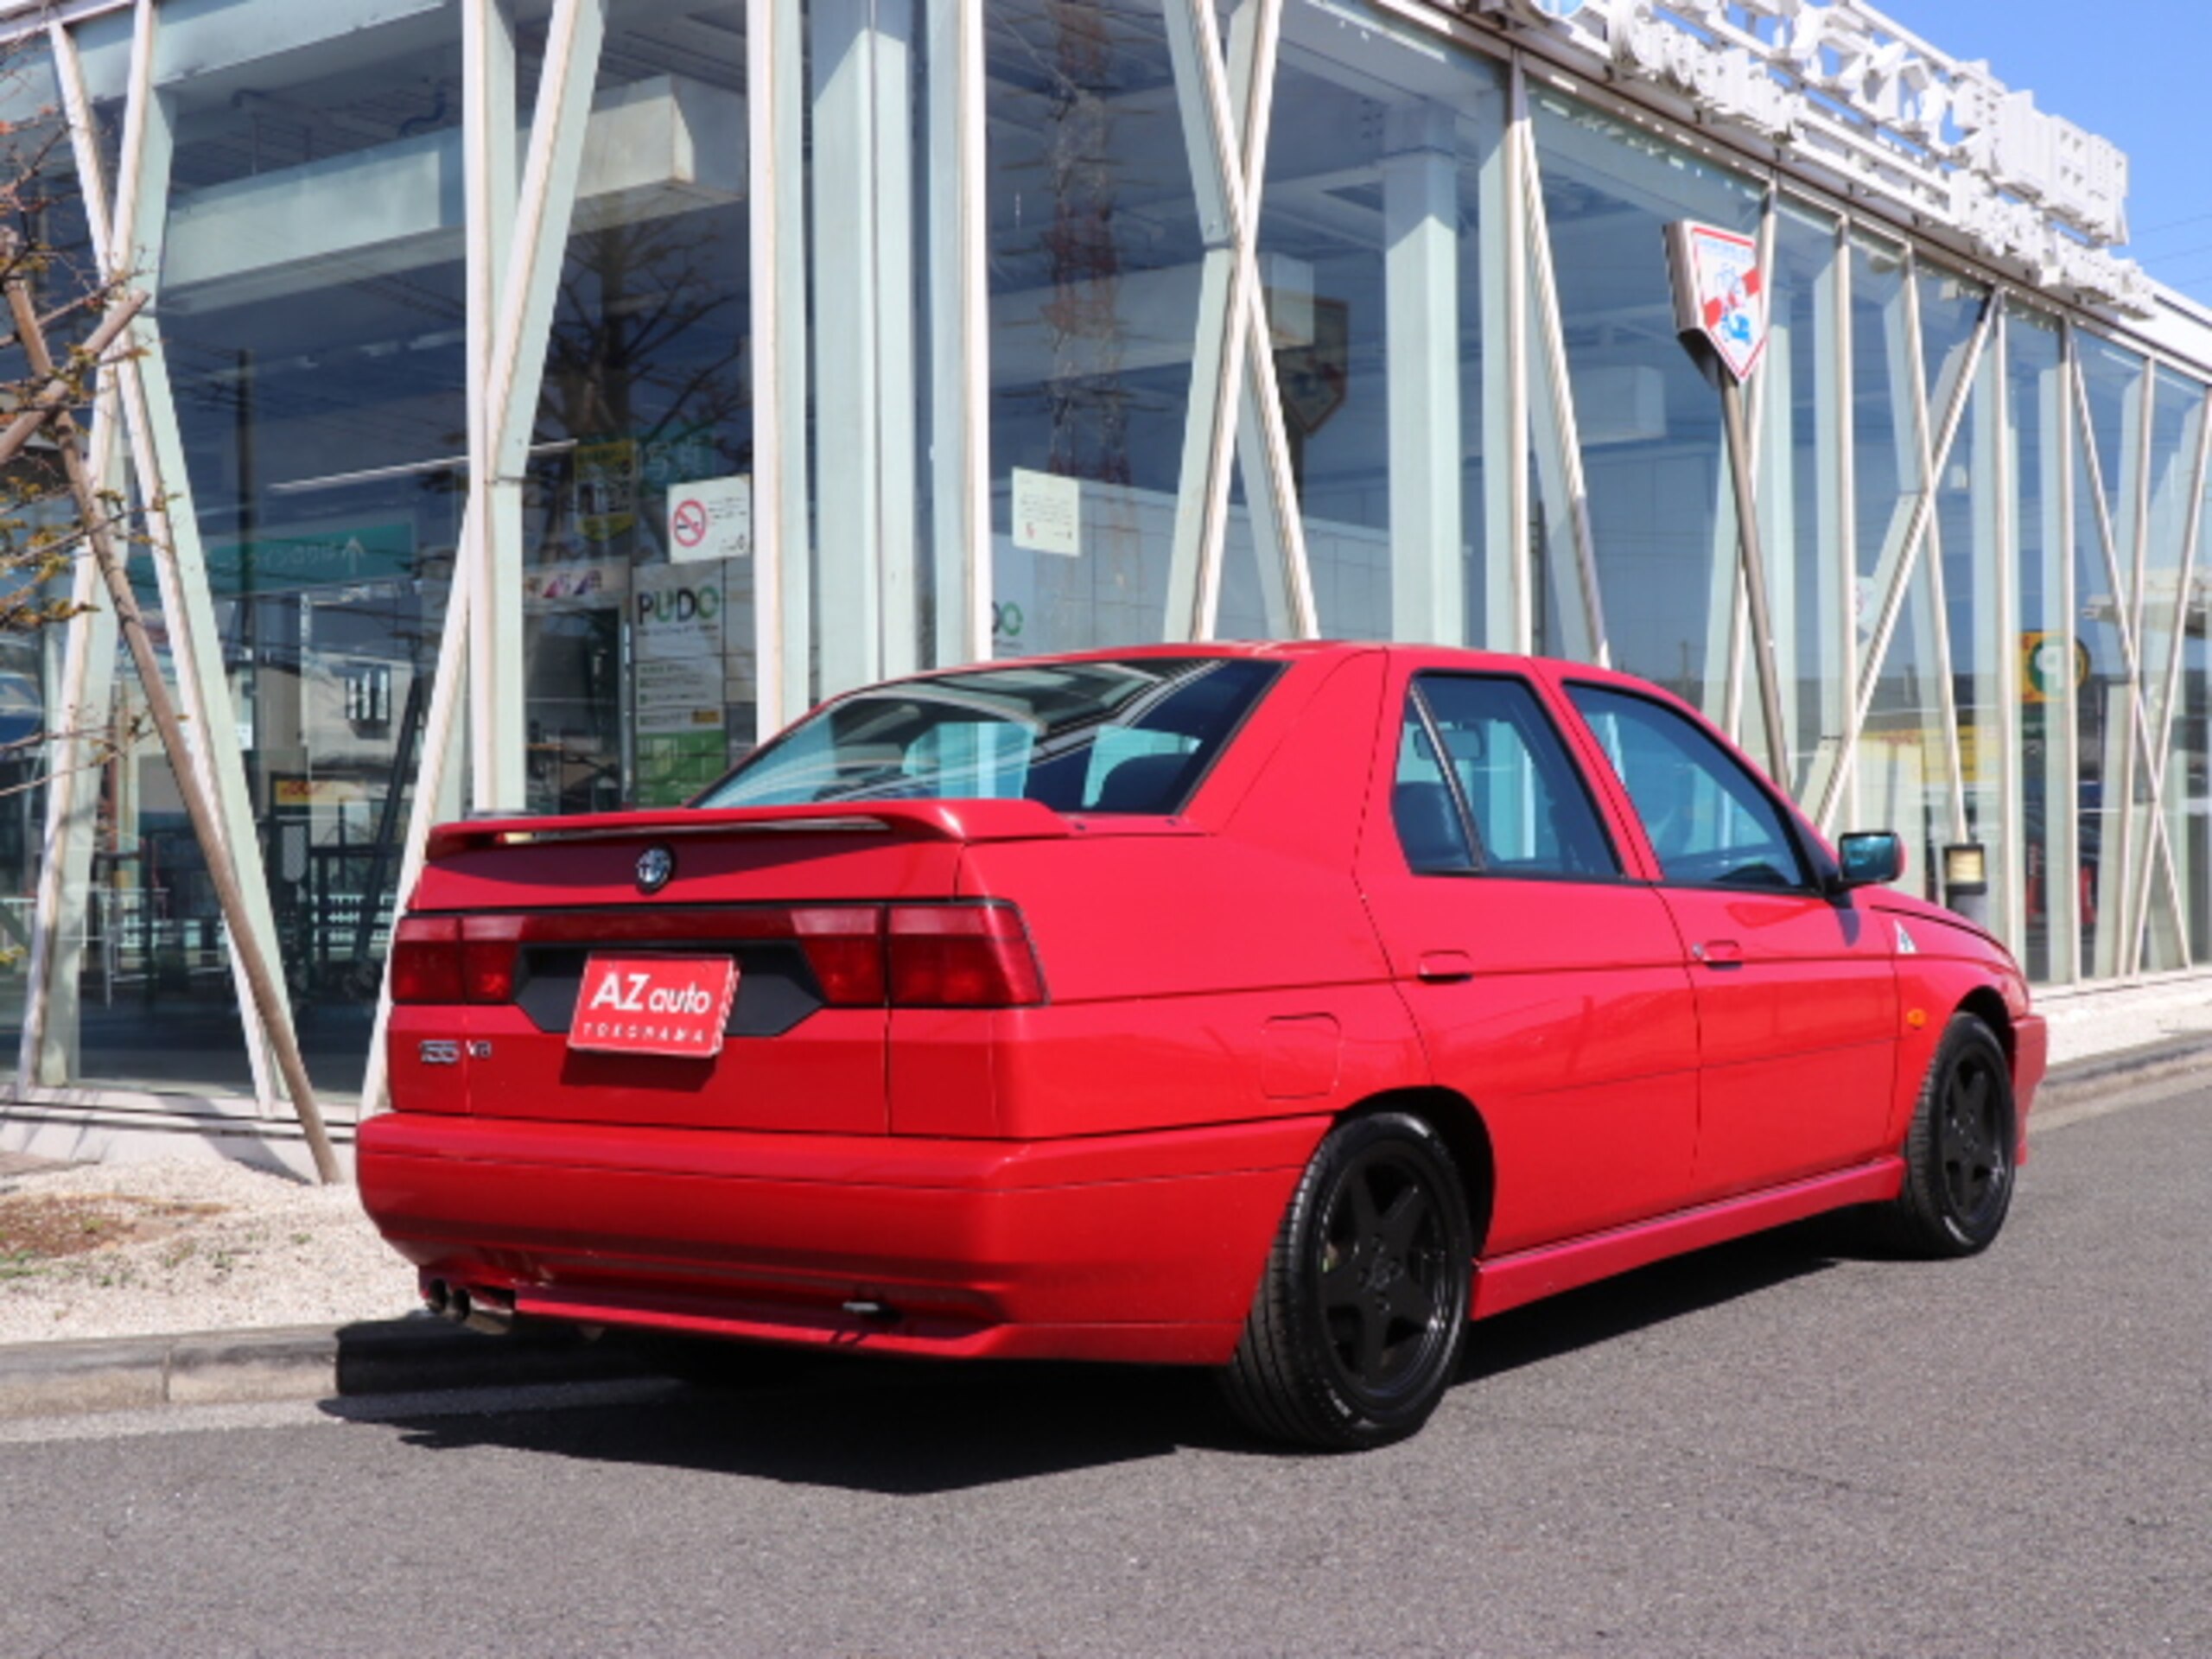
[360,644,2044,1448]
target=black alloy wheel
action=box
[1885,1012,2017,1257]
[1221,1111,1474,1450]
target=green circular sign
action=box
[2022,632,2088,702]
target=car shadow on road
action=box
[327,1220,1857,1494]
[334,1349,1214,1494]
[1456,1215,1852,1385]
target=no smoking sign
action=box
[665,474,753,565]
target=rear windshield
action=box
[696,658,1281,815]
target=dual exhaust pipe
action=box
[423,1276,517,1336]
[426,1276,903,1335]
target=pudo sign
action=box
[1665,219,1788,787]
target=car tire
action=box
[1219,1111,1473,1451]
[1881,1013,2017,1258]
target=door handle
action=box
[1691,939,1743,967]
[1416,950,1476,982]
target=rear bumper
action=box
[357,1112,1324,1366]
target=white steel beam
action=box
[1384,101,1463,646]
[810,0,918,693]
[1517,99,1607,669]
[1902,266,1970,847]
[2069,346,2186,974]
[2125,385,2210,972]
[1161,0,1242,640]
[18,17,129,1090]
[926,0,992,669]
[1480,61,1530,654]
[1795,213,1857,820]
[1225,0,1315,639]
[121,102,288,1109]
[1817,287,1994,836]
[463,0,524,813]
[2104,360,2152,966]
[1160,0,1309,642]
[750,0,810,728]
[1831,224,1860,829]
[1977,302,2024,951]
[363,0,612,1115]
[873,1,919,678]
[2050,324,2082,982]
[488,0,606,492]
[1708,194,1780,744]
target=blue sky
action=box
[1909,0,2212,308]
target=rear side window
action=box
[1395,676,1619,879]
[698,658,1281,814]
[1568,683,1809,890]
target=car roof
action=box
[963,639,1662,695]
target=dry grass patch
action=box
[0,1192,230,1273]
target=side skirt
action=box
[1469,1158,1905,1321]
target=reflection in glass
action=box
[1247,19,1503,646]
[2075,335,2143,976]
[2010,307,2072,982]
[1531,92,1760,698]
[82,3,477,1096]
[984,0,1209,658]
[526,0,753,816]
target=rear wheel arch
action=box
[1338,1087,1495,1257]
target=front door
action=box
[1562,683,1899,1202]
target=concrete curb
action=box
[0,1317,653,1423]
[1,1041,2203,1424]
[2037,1033,2212,1106]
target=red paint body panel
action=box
[1357,657,1704,1249]
[1658,884,1899,1199]
[357,642,2048,1374]
[1471,1159,1905,1319]
[358,1111,1320,1364]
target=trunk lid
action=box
[390,802,1069,1134]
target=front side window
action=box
[1394,676,1618,879]
[1569,684,1809,890]
[698,658,1280,815]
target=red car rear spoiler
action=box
[423,799,1077,862]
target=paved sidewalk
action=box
[2,982,2207,1422]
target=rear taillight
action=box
[792,907,887,1006]
[460,915,524,1004]
[388,901,1046,1009]
[391,916,462,1004]
[887,904,1046,1008]
[391,915,520,1005]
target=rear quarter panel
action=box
[917,652,1427,1140]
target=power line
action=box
[2128,207,2212,238]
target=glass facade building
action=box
[1,0,2208,1171]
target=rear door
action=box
[1561,682,1898,1199]
[1358,665,1702,1253]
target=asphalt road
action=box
[1,1080,2205,1659]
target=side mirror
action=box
[1835,830,1904,889]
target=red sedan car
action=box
[360,644,2044,1448]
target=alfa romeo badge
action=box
[636,845,676,893]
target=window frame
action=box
[1562,679,1830,896]
[1395,671,1626,884]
